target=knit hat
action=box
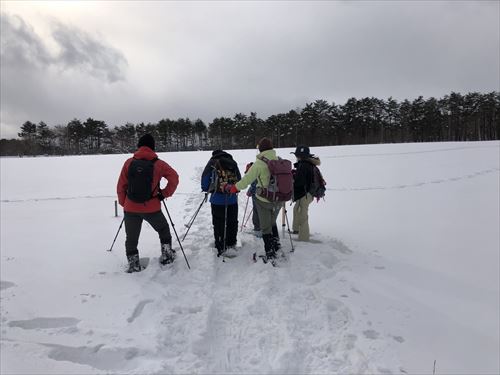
[137,134,155,150]
[212,149,225,157]
[291,145,312,158]
[245,162,253,173]
[257,137,273,153]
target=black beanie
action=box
[137,133,155,150]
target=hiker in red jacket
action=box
[117,134,179,272]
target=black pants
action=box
[211,203,238,252]
[124,211,172,257]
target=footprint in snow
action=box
[343,334,357,350]
[127,299,154,323]
[44,343,140,371]
[80,294,98,304]
[391,335,405,343]
[317,252,340,269]
[8,317,80,330]
[363,329,380,340]
[0,280,16,290]
[329,238,353,254]
[171,305,203,314]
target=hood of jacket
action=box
[295,156,321,167]
[211,151,237,171]
[133,146,158,160]
[257,149,277,161]
[308,156,321,166]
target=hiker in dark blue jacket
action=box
[201,150,241,256]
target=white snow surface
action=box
[1,141,499,374]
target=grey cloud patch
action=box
[0,13,127,82]
[1,3,498,139]
[51,21,127,82]
[0,13,53,68]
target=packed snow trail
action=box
[2,142,497,374]
[108,165,402,373]
[0,157,430,374]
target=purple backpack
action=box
[257,156,293,202]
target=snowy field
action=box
[1,141,499,374]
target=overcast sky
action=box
[1,1,499,139]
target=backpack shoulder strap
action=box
[256,156,273,188]
[132,157,158,163]
[257,155,270,164]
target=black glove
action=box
[157,191,165,201]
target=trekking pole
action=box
[107,217,124,252]
[182,193,208,241]
[161,200,191,269]
[283,207,295,252]
[243,207,253,229]
[240,196,250,232]
[281,203,286,228]
[185,193,208,228]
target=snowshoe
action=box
[126,255,149,273]
[160,244,176,265]
[222,246,238,258]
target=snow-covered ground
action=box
[1,141,499,374]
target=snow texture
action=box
[1,141,499,374]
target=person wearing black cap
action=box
[201,149,241,257]
[117,133,179,272]
[291,145,321,241]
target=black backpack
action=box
[209,158,239,193]
[308,165,326,199]
[127,158,158,203]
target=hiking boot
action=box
[126,254,142,273]
[160,243,176,265]
[272,226,281,251]
[273,237,282,252]
[223,245,238,258]
[263,234,277,260]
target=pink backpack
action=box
[257,156,293,202]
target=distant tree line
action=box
[1,91,498,156]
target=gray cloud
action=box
[1,12,129,138]
[0,13,53,68]
[0,13,127,83]
[0,2,498,139]
[51,21,127,82]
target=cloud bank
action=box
[1,2,498,139]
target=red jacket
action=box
[117,146,179,213]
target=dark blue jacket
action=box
[201,151,241,205]
[248,180,257,196]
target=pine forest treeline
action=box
[1,92,499,156]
